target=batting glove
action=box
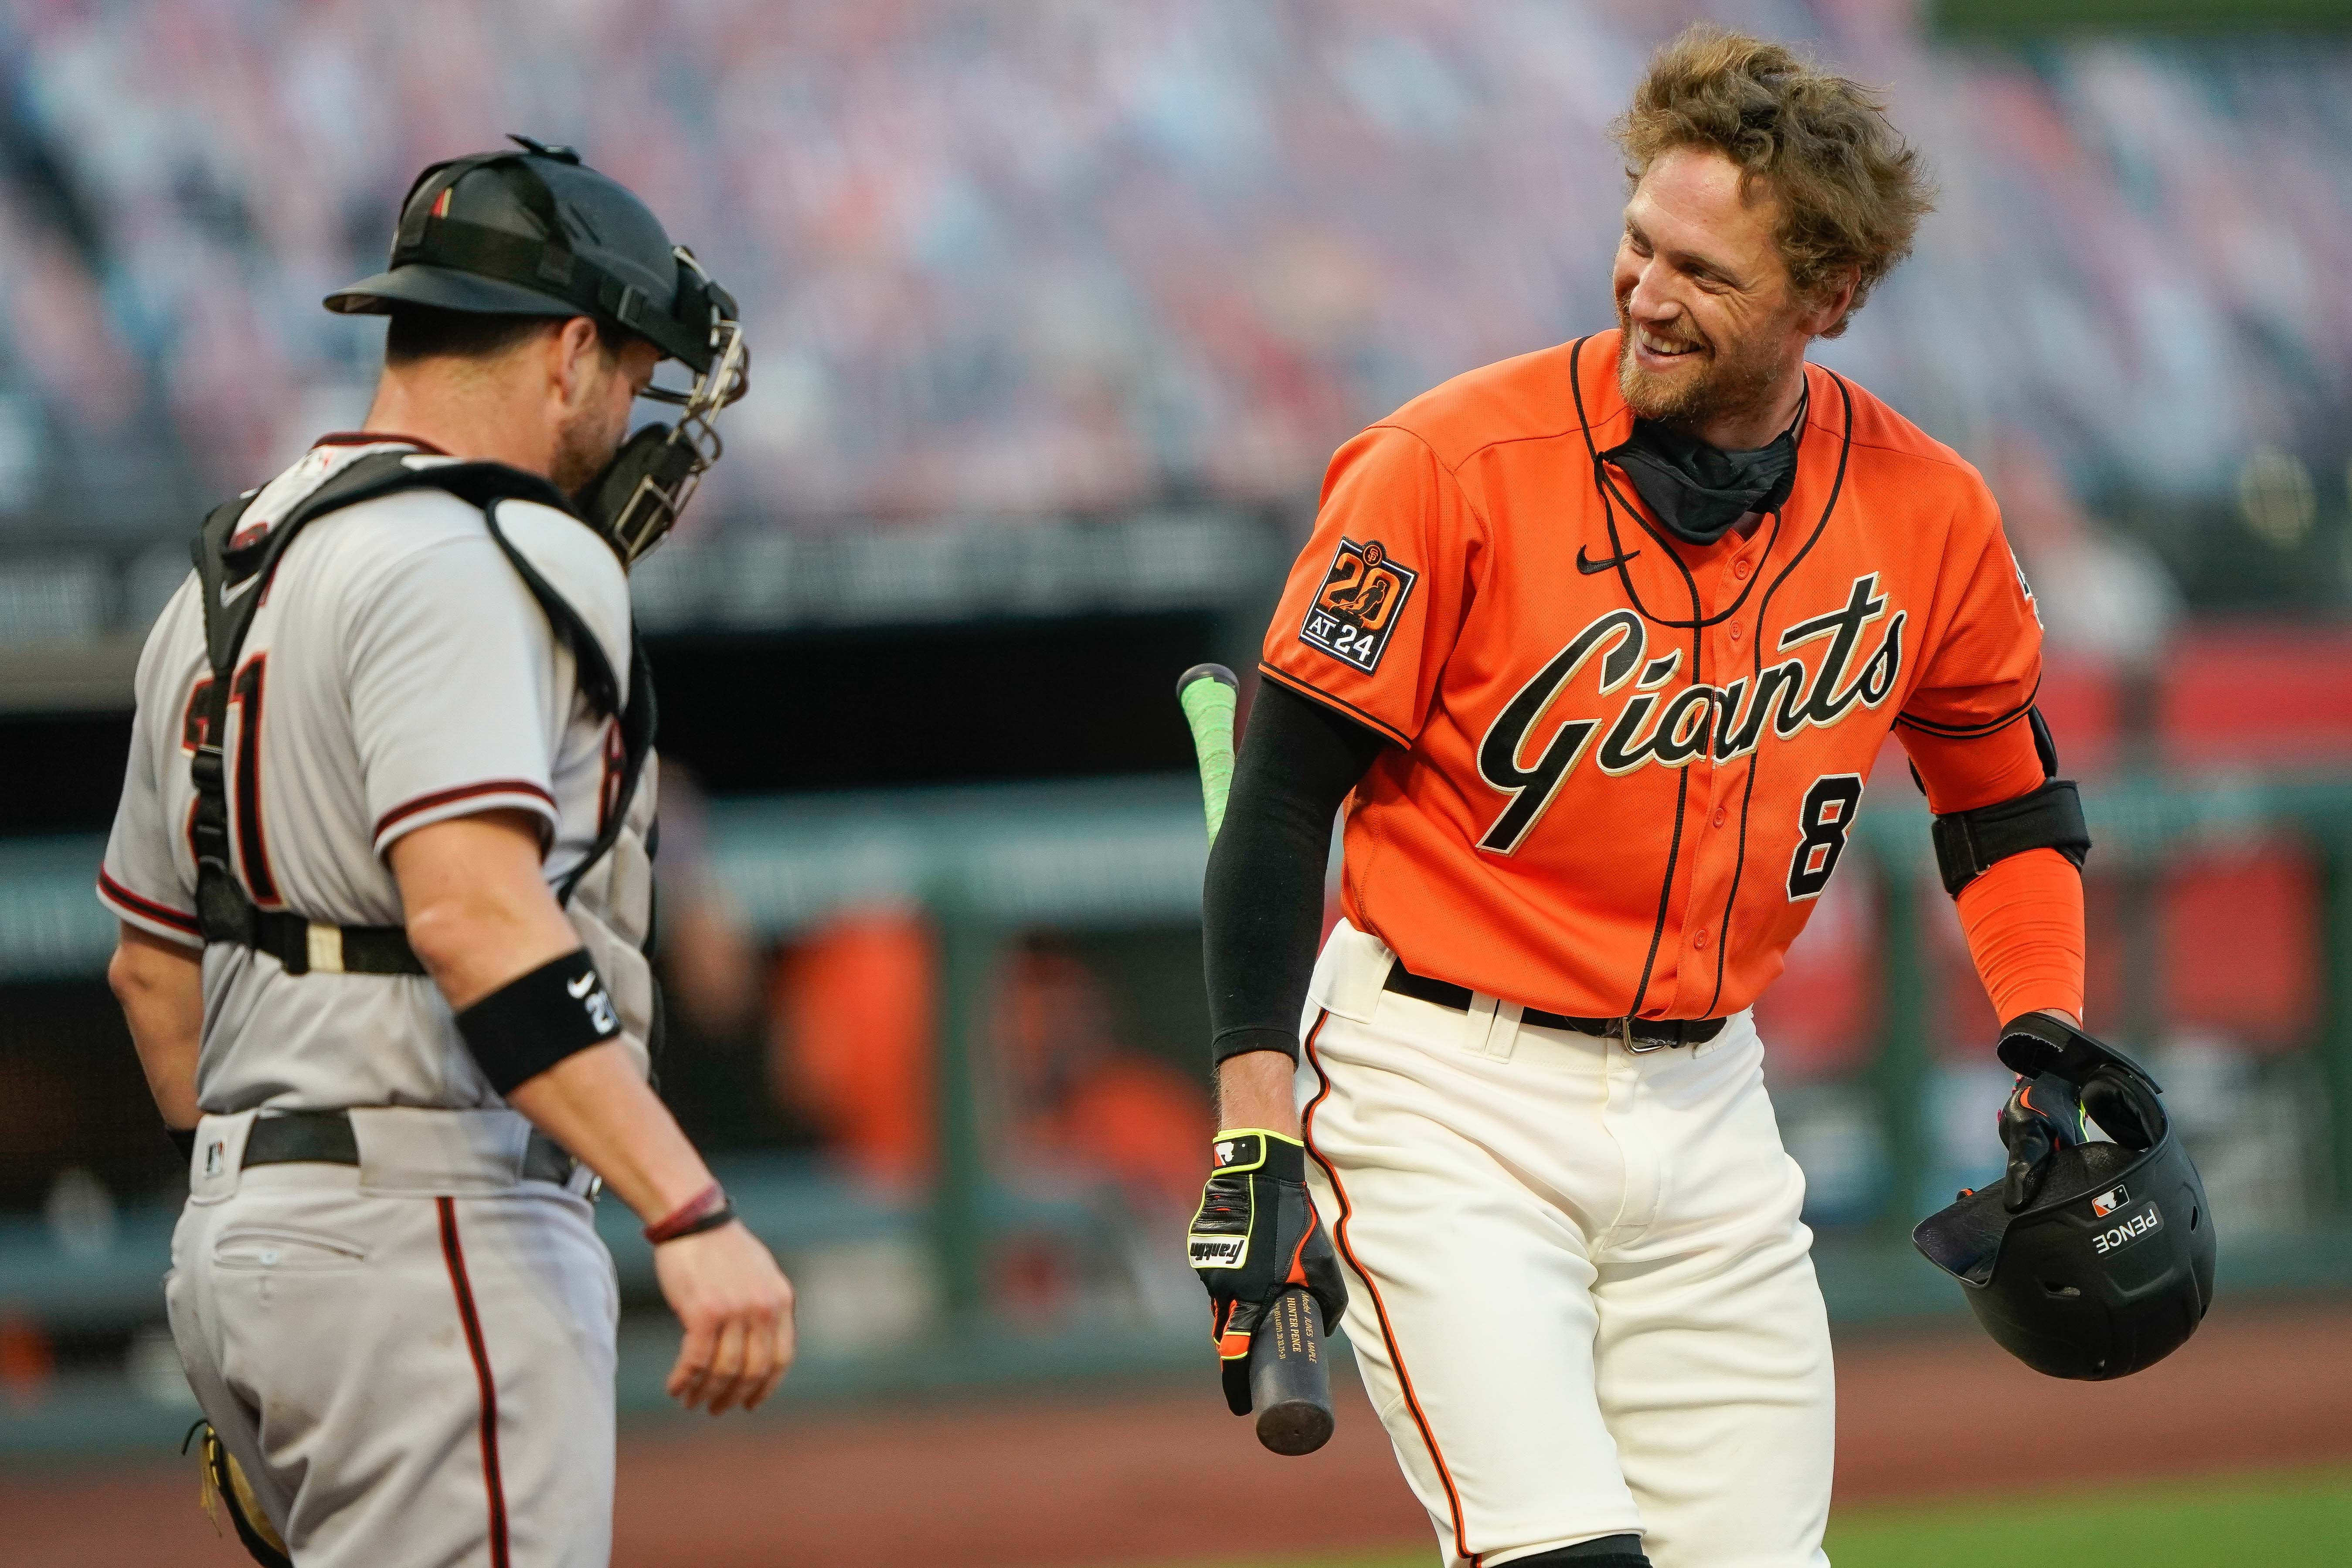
[1187,1129,1348,1415]
[1998,1073,2087,1212]
[1999,1063,2164,1212]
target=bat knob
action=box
[1254,1393,1336,1457]
[1176,662,1238,701]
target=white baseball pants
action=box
[167,1109,619,1568]
[1297,922,1835,1568]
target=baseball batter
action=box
[100,140,789,1567]
[1191,30,2092,1568]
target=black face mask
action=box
[1599,413,1800,546]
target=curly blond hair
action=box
[1613,25,1934,337]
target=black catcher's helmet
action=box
[1914,1017,2217,1381]
[326,136,747,564]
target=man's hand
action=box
[1996,1009,2165,1211]
[1188,1128,1348,1415]
[652,1221,796,1415]
[1998,1073,2087,1211]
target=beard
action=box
[551,408,630,498]
[1615,294,1791,438]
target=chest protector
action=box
[189,449,661,1066]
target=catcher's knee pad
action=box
[1513,1535,1648,1566]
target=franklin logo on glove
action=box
[1189,1235,1247,1269]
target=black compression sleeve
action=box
[1204,679,1388,1065]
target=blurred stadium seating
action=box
[0,4,2347,600]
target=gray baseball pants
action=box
[167,1108,619,1567]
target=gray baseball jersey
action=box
[112,434,657,1568]
[98,434,659,1110]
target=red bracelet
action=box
[643,1182,727,1244]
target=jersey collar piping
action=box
[313,430,451,455]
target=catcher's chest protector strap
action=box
[189,452,654,969]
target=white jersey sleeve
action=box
[98,575,206,948]
[344,530,567,857]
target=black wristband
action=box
[456,948,622,1095]
[170,1126,197,1163]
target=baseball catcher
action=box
[102,137,787,1566]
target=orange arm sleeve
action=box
[1953,847,2084,1025]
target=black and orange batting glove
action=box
[1187,1129,1348,1415]
[1998,1027,2166,1211]
[1998,1074,2088,1211]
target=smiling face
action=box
[1612,146,1843,445]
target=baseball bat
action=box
[1176,661,1337,1458]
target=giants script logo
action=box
[1476,574,1904,853]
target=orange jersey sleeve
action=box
[1259,425,1482,746]
[1893,481,2047,814]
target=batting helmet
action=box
[1913,1016,2217,1381]
[326,136,747,563]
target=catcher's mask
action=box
[326,134,749,566]
[1914,1016,2217,1381]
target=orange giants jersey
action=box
[1260,330,2047,1023]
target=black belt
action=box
[1382,961,1725,1052]
[241,1109,582,1185]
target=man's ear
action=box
[549,316,605,408]
[1801,266,1859,338]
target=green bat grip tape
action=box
[1176,663,1240,844]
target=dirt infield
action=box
[10,1298,2351,1568]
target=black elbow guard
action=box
[1930,779,2090,897]
[456,948,622,1095]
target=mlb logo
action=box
[2091,1184,2128,1218]
[204,1140,226,1177]
[1300,537,1417,673]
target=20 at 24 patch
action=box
[1299,537,1417,673]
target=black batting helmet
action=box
[1914,1017,2216,1380]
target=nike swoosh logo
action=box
[220,574,261,603]
[1577,546,1639,575]
[567,973,598,999]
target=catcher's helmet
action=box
[326,136,748,564]
[326,135,727,373]
[1914,1017,2216,1380]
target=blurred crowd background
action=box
[4,0,2352,1521]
